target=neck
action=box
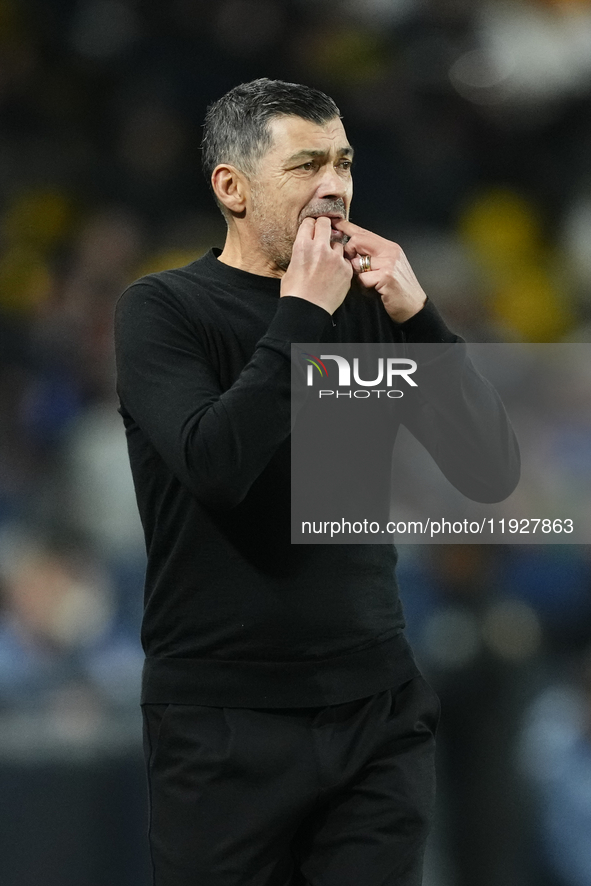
[217,227,285,278]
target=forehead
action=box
[266,115,351,161]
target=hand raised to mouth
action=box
[300,201,348,244]
[332,219,427,323]
[281,216,353,315]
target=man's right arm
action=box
[114,282,329,510]
[115,219,352,511]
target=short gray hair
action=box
[201,78,341,184]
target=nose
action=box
[316,164,350,201]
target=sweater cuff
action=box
[397,299,457,343]
[264,295,332,343]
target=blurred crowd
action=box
[1,0,591,884]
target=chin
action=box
[259,229,294,271]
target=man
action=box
[115,79,519,886]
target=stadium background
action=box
[1,0,591,883]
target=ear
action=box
[211,164,249,216]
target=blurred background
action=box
[1,0,591,883]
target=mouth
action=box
[305,213,347,240]
[307,213,344,227]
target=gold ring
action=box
[359,254,371,273]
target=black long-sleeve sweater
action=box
[115,248,519,707]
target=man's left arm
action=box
[396,340,521,503]
[335,219,520,503]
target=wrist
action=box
[386,293,427,324]
[280,293,334,316]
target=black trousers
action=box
[142,675,440,886]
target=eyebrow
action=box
[285,146,355,164]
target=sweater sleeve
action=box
[396,298,458,344]
[351,290,518,502]
[114,282,329,510]
[399,341,520,503]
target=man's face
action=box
[248,115,354,271]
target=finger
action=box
[350,254,377,274]
[332,242,353,279]
[296,216,316,240]
[343,237,374,262]
[333,219,366,236]
[354,270,381,289]
[312,216,332,240]
[334,219,380,254]
[333,219,375,241]
[343,239,358,260]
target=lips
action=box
[299,204,347,242]
[302,214,347,243]
[302,198,346,227]
[306,213,344,230]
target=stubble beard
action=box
[250,187,349,271]
[250,184,295,272]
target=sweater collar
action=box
[203,248,282,294]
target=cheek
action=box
[281,205,300,234]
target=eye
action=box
[338,159,352,171]
[298,161,315,171]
